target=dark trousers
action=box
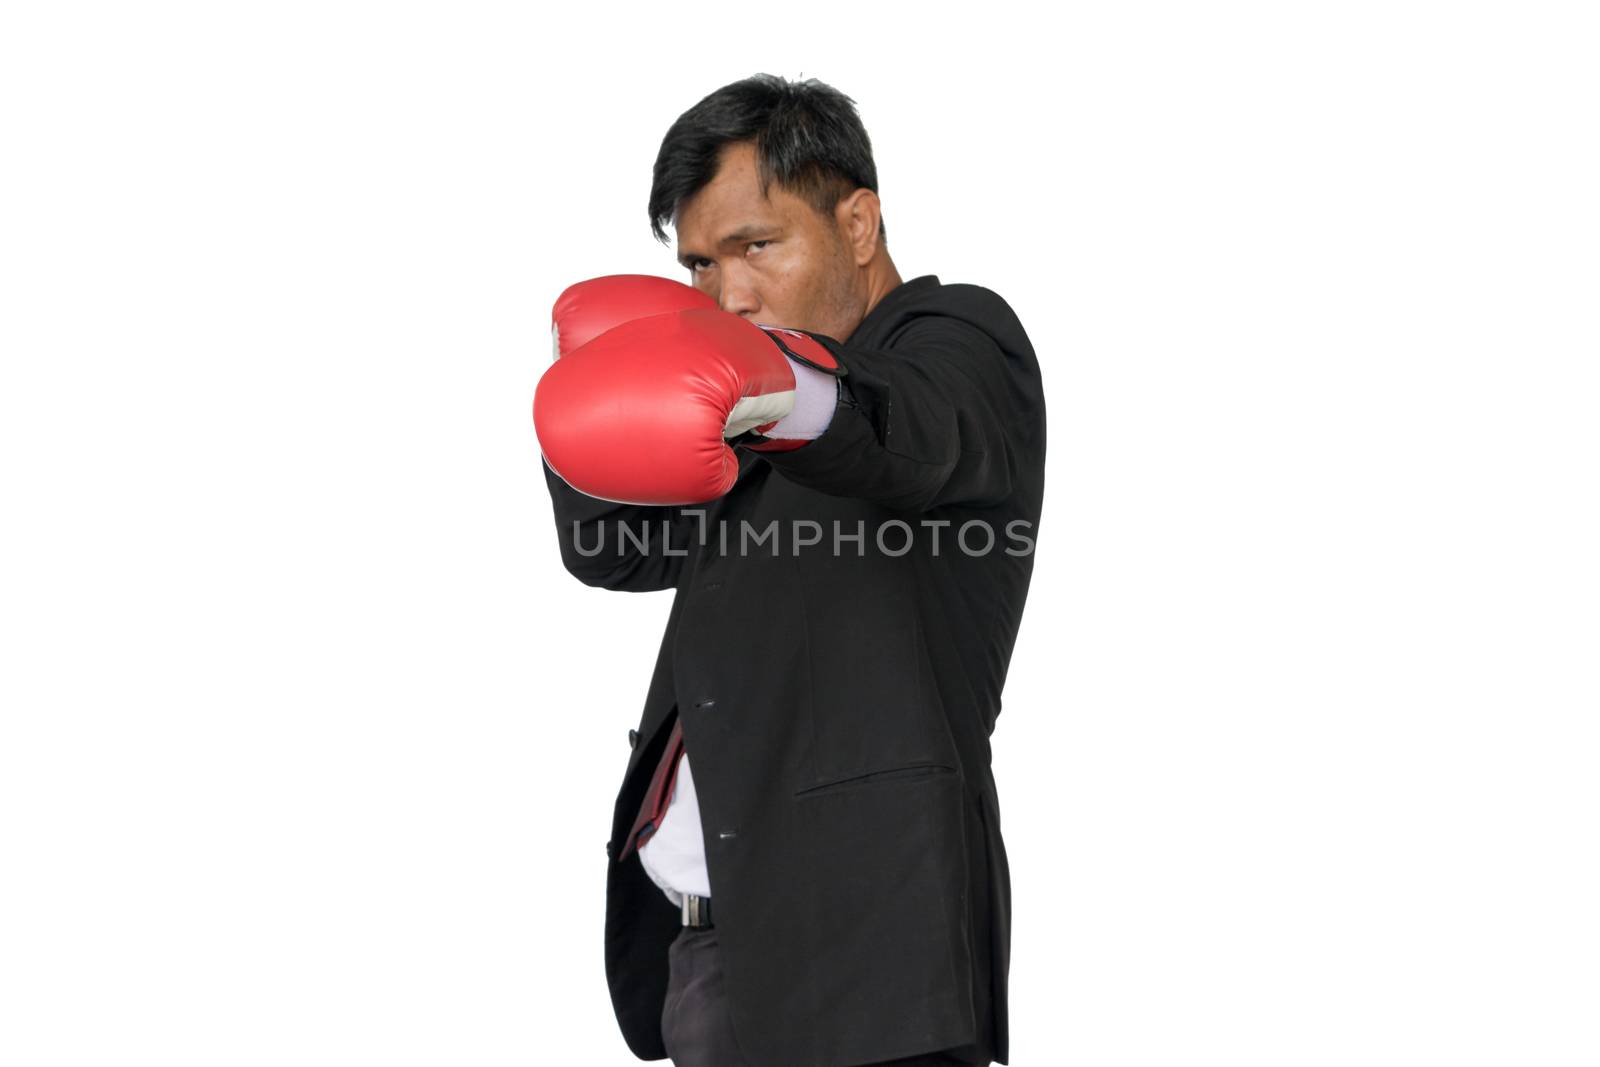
[662,924,990,1067]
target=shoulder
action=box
[889,281,1029,355]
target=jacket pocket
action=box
[793,761,957,800]
[788,755,975,1058]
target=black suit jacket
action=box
[541,274,1045,1066]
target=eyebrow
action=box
[676,224,776,268]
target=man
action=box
[534,74,1045,1067]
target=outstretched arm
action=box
[752,314,1044,512]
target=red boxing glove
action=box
[549,274,720,361]
[534,304,843,505]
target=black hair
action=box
[648,73,886,249]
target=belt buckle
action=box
[681,893,711,927]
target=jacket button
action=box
[628,728,639,748]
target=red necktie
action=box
[619,716,685,860]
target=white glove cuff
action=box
[763,359,840,440]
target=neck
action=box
[860,254,904,320]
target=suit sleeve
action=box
[541,458,697,592]
[754,313,1041,512]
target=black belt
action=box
[681,893,713,927]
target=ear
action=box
[834,188,883,267]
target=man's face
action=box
[674,141,865,342]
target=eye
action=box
[687,241,768,275]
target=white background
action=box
[3,2,1596,1064]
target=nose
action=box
[717,272,761,320]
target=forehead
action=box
[674,142,809,248]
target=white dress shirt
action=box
[637,751,710,907]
